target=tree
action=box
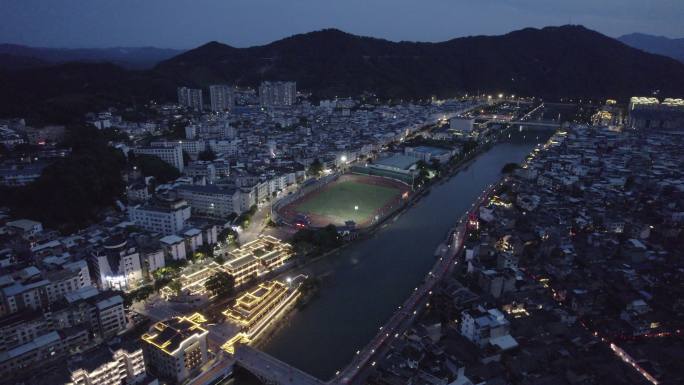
[0,144,9,158]
[2,125,126,232]
[198,147,217,161]
[235,205,258,229]
[308,158,324,177]
[624,176,635,190]
[501,162,519,174]
[429,158,441,171]
[291,224,341,257]
[169,120,189,139]
[182,150,192,166]
[415,168,430,188]
[205,272,235,298]
[313,224,341,249]
[462,140,478,154]
[219,227,238,244]
[134,285,155,302]
[100,128,129,143]
[167,279,182,296]
[195,243,215,260]
[299,276,321,296]
[123,284,155,306]
[132,154,180,183]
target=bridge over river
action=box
[235,345,327,385]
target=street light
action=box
[341,155,347,163]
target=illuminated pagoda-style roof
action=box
[226,236,293,266]
[141,314,208,355]
[223,280,289,327]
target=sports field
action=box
[277,174,411,228]
[294,180,400,224]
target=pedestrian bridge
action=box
[234,344,327,385]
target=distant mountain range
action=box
[0,44,184,69]
[2,25,684,124]
[618,33,684,63]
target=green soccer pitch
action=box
[293,180,402,224]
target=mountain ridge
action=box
[618,33,684,63]
[2,25,684,124]
[0,43,184,69]
[155,25,684,100]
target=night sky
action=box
[2,0,683,49]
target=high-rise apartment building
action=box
[177,87,203,111]
[209,84,234,112]
[259,81,296,107]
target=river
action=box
[233,130,551,383]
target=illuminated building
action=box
[174,184,248,218]
[467,211,479,231]
[627,96,684,130]
[460,307,518,350]
[175,262,222,297]
[162,235,293,298]
[141,314,208,384]
[224,236,293,286]
[221,278,303,354]
[502,303,530,318]
[67,345,146,385]
[90,236,143,291]
[223,280,289,329]
[628,96,659,111]
[127,199,191,235]
[591,99,624,130]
